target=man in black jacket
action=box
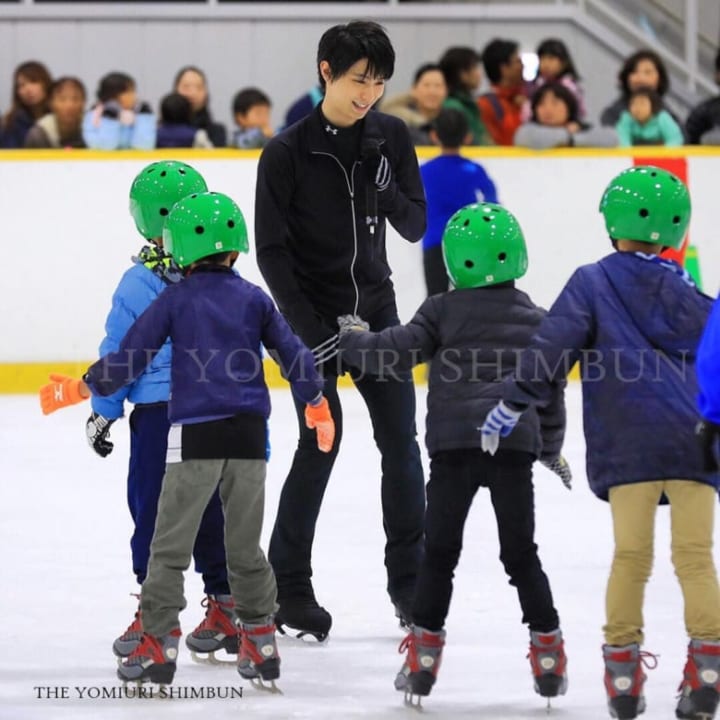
[255,20,426,640]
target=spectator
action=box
[381,63,447,145]
[283,84,324,129]
[478,38,529,146]
[24,76,86,149]
[616,87,684,147]
[685,48,720,145]
[173,65,227,147]
[1,60,52,148]
[600,49,679,128]
[232,87,274,149]
[515,82,617,149]
[439,46,492,145]
[83,72,156,150]
[421,108,498,296]
[156,92,213,148]
[531,38,586,120]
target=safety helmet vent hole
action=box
[639,208,649,218]
[650,171,657,177]
[498,252,507,262]
[464,260,474,269]
[190,194,198,199]
[159,208,169,216]
[195,226,205,235]
[178,168,186,175]
[160,171,167,178]
[463,219,470,228]
[483,216,491,222]
[227,220,235,229]
[672,215,681,224]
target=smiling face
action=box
[320,58,386,127]
[412,69,447,116]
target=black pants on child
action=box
[412,448,560,633]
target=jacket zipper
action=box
[311,151,361,315]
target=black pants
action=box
[413,448,559,633]
[423,244,449,297]
[268,304,426,603]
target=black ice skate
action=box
[275,593,332,642]
[185,594,240,665]
[394,625,446,708]
[676,639,720,720]
[112,594,142,660]
[237,619,282,694]
[528,629,568,709]
[603,643,657,720]
[117,628,181,686]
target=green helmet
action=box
[129,161,208,239]
[599,165,691,249]
[442,203,528,289]
[163,191,249,268]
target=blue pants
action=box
[268,304,425,603]
[127,403,229,595]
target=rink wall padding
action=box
[1,146,717,393]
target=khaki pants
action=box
[141,459,277,636]
[605,480,720,646]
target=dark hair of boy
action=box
[316,20,395,90]
[535,38,580,80]
[97,72,135,103]
[618,50,669,97]
[232,88,271,116]
[413,62,443,85]
[160,92,192,125]
[531,82,580,123]
[439,46,481,94]
[432,108,469,149]
[629,86,662,115]
[482,39,519,84]
[51,76,86,100]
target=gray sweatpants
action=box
[141,458,277,636]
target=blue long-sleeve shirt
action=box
[697,295,720,424]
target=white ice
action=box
[1,383,715,719]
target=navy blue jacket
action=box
[85,266,323,424]
[505,251,717,500]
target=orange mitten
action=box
[39,374,88,415]
[305,397,335,453]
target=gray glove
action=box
[337,314,370,336]
[540,455,572,490]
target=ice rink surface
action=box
[1,382,714,719]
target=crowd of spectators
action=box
[2,41,719,150]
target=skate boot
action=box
[394,626,446,707]
[603,643,657,719]
[112,594,142,659]
[185,594,240,664]
[528,629,568,702]
[676,639,720,720]
[275,590,332,642]
[117,628,181,685]
[237,619,281,693]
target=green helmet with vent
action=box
[129,161,208,240]
[599,165,691,249]
[163,191,248,268]
[442,203,528,289]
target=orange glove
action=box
[305,397,335,453]
[39,374,89,415]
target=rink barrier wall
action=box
[1,146,718,393]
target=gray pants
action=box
[141,458,277,636]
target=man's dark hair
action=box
[97,72,135,103]
[160,92,192,125]
[432,108,469,149]
[618,49,669,98]
[481,39,519,85]
[530,82,580,124]
[316,20,395,90]
[438,46,481,95]
[232,87,271,115]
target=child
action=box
[87,161,237,666]
[24,76,87,148]
[420,108,498,296]
[338,202,569,706]
[532,38,586,120]
[40,191,334,689]
[156,92,213,148]
[480,166,720,720]
[616,87,684,147]
[82,71,156,150]
[231,87,273,149]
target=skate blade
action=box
[249,677,283,695]
[276,624,329,644]
[403,690,424,711]
[189,650,237,666]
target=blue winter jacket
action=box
[82,108,156,150]
[85,266,323,425]
[697,295,720,424]
[505,251,716,500]
[91,262,173,419]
